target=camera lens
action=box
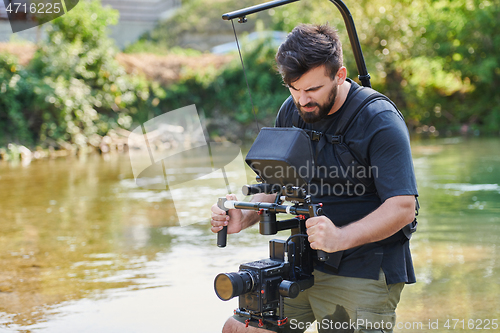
[214,271,254,301]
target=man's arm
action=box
[210,193,277,234]
[306,195,416,252]
[305,100,418,252]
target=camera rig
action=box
[214,127,334,329]
[214,0,373,328]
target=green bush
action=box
[28,0,154,146]
[0,55,34,146]
[420,0,500,133]
[0,0,163,149]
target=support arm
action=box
[222,0,371,87]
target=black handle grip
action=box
[217,224,227,247]
[317,249,328,261]
[309,205,329,262]
[217,197,228,247]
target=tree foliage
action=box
[145,0,500,136]
[266,0,500,134]
[0,54,35,145]
[150,38,288,140]
[2,0,499,149]
[0,0,159,148]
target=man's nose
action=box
[298,92,312,106]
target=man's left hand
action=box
[305,196,416,253]
[305,216,344,253]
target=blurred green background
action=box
[1,0,499,153]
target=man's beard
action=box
[294,85,338,124]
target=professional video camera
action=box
[214,127,337,329]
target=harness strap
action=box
[292,85,404,192]
[290,85,418,246]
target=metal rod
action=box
[221,0,371,87]
[222,0,299,21]
[227,200,310,215]
[328,0,371,87]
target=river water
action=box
[0,137,499,333]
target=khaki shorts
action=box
[233,269,404,333]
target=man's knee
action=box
[222,317,241,333]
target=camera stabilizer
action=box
[214,128,333,329]
[213,0,373,327]
[214,185,326,328]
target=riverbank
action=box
[0,41,236,159]
[0,128,130,163]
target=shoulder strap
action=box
[291,85,402,135]
[335,86,389,137]
[291,85,403,164]
[290,88,417,244]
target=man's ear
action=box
[336,67,347,85]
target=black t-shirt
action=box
[275,79,418,284]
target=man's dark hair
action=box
[276,24,343,86]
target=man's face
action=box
[288,65,338,124]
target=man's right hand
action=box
[210,192,277,235]
[210,194,244,234]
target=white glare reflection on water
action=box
[0,138,499,333]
